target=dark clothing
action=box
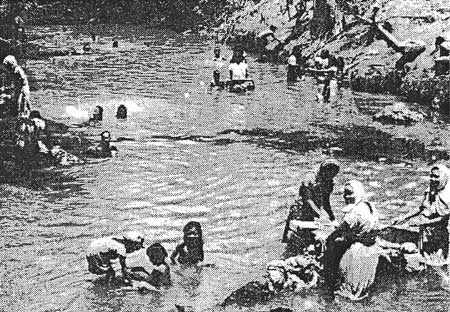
[86,252,119,276]
[129,264,171,288]
[287,65,298,82]
[322,222,377,291]
[419,215,449,258]
[282,180,336,252]
[171,241,204,265]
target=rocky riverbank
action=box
[218,0,450,109]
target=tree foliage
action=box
[0,0,246,34]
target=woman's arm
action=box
[413,215,446,227]
[170,244,182,264]
[322,197,335,222]
[391,209,422,225]
[119,255,129,280]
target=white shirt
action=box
[213,57,225,70]
[87,236,127,257]
[126,248,166,273]
[288,55,297,66]
[229,62,248,80]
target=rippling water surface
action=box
[1,27,449,312]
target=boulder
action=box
[373,102,425,125]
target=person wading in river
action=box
[282,159,340,255]
[2,55,31,117]
[211,46,226,88]
[171,221,204,265]
[229,48,248,81]
[86,231,145,283]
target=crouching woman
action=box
[322,180,379,300]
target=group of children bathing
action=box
[86,159,450,299]
[86,221,204,290]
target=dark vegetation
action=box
[0,0,245,34]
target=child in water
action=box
[127,242,171,289]
[171,221,204,265]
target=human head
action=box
[317,159,340,182]
[430,164,450,193]
[116,104,127,119]
[146,243,168,266]
[343,180,365,205]
[123,230,145,253]
[3,55,18,70]
[320,49,329,59]
[100,131,111,142]
[266,260,286,289]
[183,221,203,245]
[230,47,244,64]
[436,36,445,47]
[292,45,301,57]
[214,46,221,58]
[29,110,42,120]
[110,145,118,157]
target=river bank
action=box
[217,0,450,113]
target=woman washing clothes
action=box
[282,159,340,256]
[393,164,450,266]
[322,180,379,300]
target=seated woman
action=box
[322,180,379,300]
[228,48,254,92]
[393,164,450,262]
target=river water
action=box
[1,27,449,312]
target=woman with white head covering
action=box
[322,180,379,297]
[394,164,450,260]
[2,55,31,117]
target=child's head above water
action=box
[146,243,168,266]
[183,221,202,240]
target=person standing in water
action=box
[229,48,248,81]
[211,46,226,88]
[86,131,117,158]
[171,221,204,265]
[314,50,334,103]
[86,231,145,283]
[282,159,340,255]
[287,46,304,82]
[2,55,31,117]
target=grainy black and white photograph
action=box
[1,0,450,311]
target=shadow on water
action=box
[152,124,447,163]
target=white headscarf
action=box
[342,180,379,232]
[342,180,366,212]
[3,55,18,68]
[427,164,450,216]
